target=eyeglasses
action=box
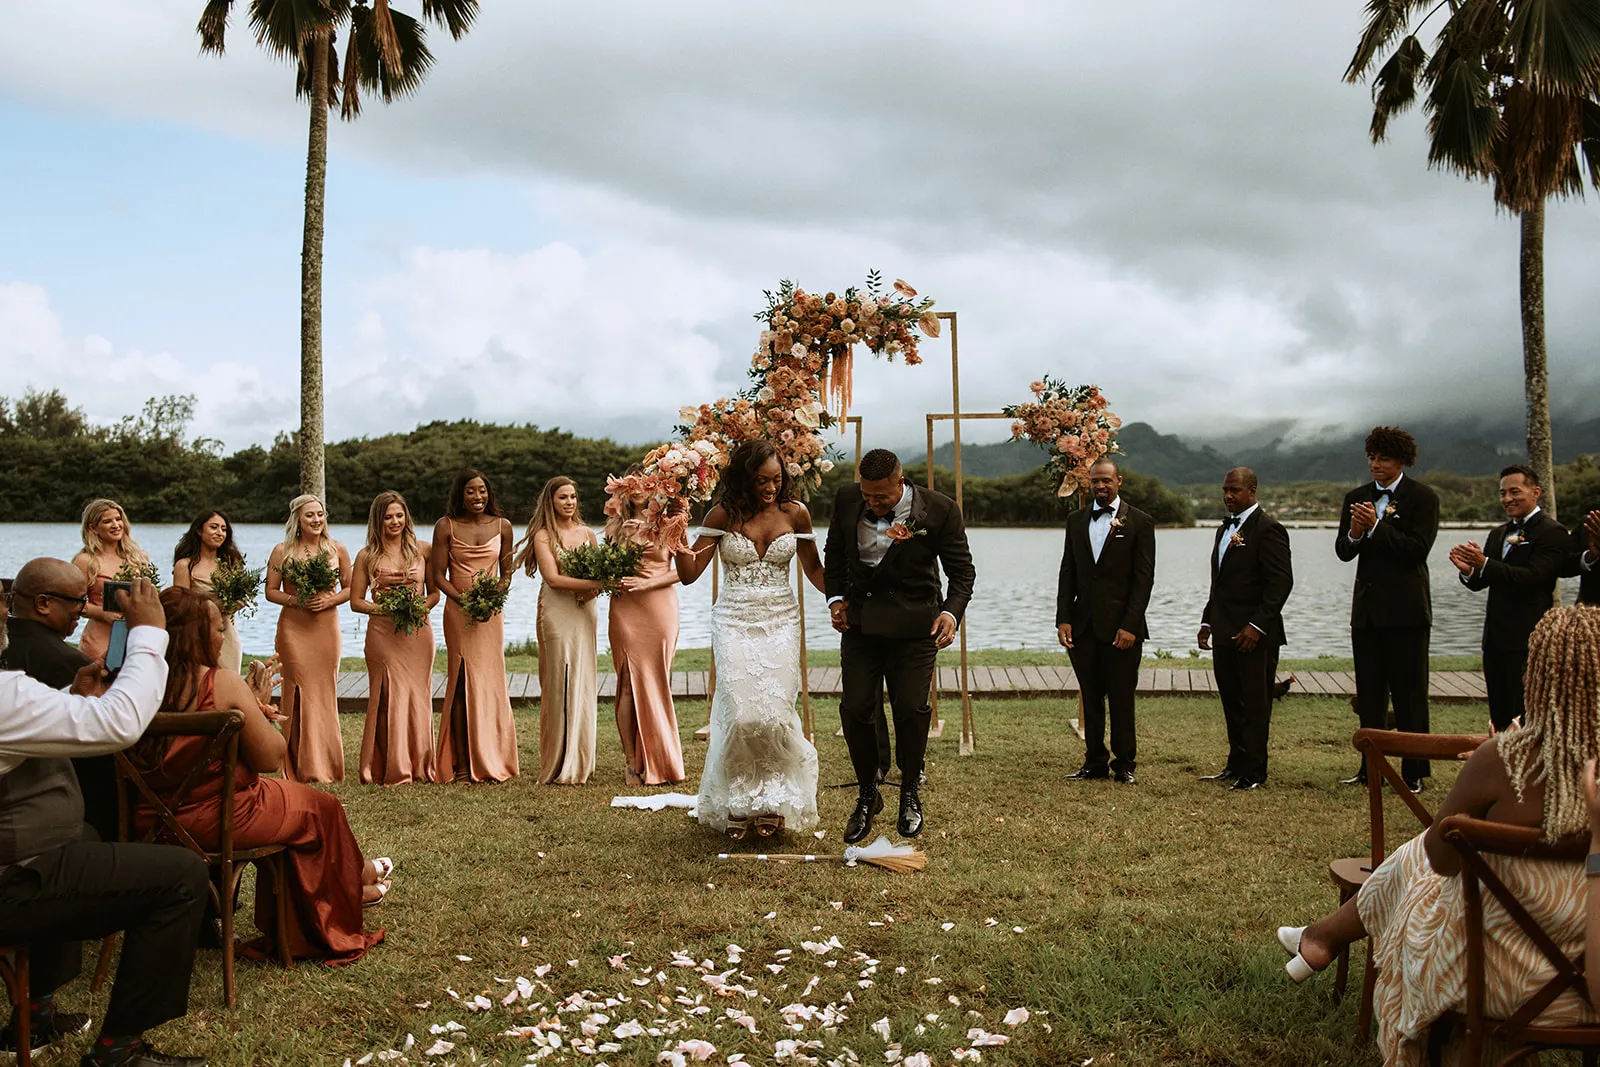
[37,592,90,611]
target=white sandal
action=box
[372,856,395,880]
[1277,926,1317,983]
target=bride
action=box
[674,439,827,839]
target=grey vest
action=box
[0,757,85,864]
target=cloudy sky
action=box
[1,0,1596,456]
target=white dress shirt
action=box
[1460,507,1544,586]
[1350,473,1403,541]
[1088,496,1122,563]
[1217,502,1259,567]
[856,483,913,568]
[0,626,170,776]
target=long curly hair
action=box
[514,476,581,577]
[715,440,792,531]
[172,510,244,569]
[1496,606,1600,840]
[132,587,222,768]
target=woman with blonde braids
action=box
[1278,605,1600,1066]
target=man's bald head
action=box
[15,558,84,598]
[13,558,89,637]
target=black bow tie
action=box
[862,508,883,524]
[1092,505,1115,519]
[1222,515,1241,529]
[1374,484,1396,499]
[1509,518,1526,532]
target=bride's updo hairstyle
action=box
[716,440,793,530]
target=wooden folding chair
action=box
[1435,815,1600,1066]
[104,710,292,1009]
[1329,728,1489,1039]
[0,945,30,1067]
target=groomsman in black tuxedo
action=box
[1449,465,1569,731]
[1057,459,1156,784]
[1196,468,1293,791]
[1335,426,1440,790]
[1568,510,1600,606]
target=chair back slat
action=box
[1354,729,1488,868]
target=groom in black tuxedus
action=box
[1335,426,1440,790]
[1567,510,1600,606]
[825,449,975,843]
[1450,465,1570,731]
[1057,459,1156,785]
[1196,468,1293,791]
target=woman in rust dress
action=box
[72,498,153,661]
[351,491,439,785]
[606,494,685,786]
[133,588,387,963]
[266,494,352,783]
[431,469,519,782]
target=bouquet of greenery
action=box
[113,558,162,586]
[280,550,338,606]
[557,537,644,595]
[209,559,264,619]
[375,585,430,636]
[460,569,509,625]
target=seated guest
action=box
[1278,605,1600,1067]
[0,557,120,841]
[131,588,388,963]
[0,579,211,1067]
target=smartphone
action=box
[104,620,130,678]
[102,580,133,614]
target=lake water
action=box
[0,524,1581,660]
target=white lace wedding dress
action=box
[695,530,820,832]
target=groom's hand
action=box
[931,613,957,649]
[829,600,850,632]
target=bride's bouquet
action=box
[374,585,430,635]
[280,550,338,606]
[460,569,509,625]
[557,537,644,595]
[210,559,264,619]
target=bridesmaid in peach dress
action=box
[606,493,685,786]
[513,477,602,785]
[351,491,439,785]
[71,498,153,661]
[266,494,353,783]
[172,509,246,674]
[431,469,519,782]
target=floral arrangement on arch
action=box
[606,273,939,548]
[1002,377,1123,498]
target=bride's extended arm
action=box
[673,505,729,586]
[788,504,827,593]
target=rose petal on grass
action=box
[904,1052,931,1067]
[1003,1007,1031,1027]
[613,1019,646,1039]
[534,964,552,978]
[940,923,954,931]
[422,1040,454,1057]
[454,955,473,961]
[967,1028,1010,1047]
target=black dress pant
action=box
[1068,635,1141,774]
[1351,624,1431,780]
[839,632,937,790]
[0,838,208,1036]
[1213,640,1278,783]
[1482,648,1529,733]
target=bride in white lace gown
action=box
[675,441,828,839]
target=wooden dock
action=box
[328,668,1489,712]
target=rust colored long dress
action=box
[360,556,436,785]
[79,571,112,661]
[434,525,518,782]
[276,557,344,783]
[135,670,383,964]
[608,543,684,784]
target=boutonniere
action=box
[1384,504,1398,520]
[1109,515,1127,532]
[1229,532,1246,549]
[885,521,928,543]
[1504,532,1525,548]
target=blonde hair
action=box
[364,491,421,569]
[1496,606,1600,840]
[283,493,335,559]
[79,498,148,578]
[514,477,581,577]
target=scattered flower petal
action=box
[1003,1007,1031,1027]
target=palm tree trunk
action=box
[1519,200,1555,522]
[299,29,330,502]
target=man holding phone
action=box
[0,579,211,1067]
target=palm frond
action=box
[1581,97,1600,187]
[1347,0,1439,83]
[351,5,433,103]
[1370,35,1428,141]
[250,0,338,61]
[1425,49,1501,179]
[1505,0,1600,92]
[419,0,477,40]
[1493,83,1587,207]
[294,29,342,109]
[370,0,405,75]
[341,11,365,119]
[197,0,236,54]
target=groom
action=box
[825,448,975,842]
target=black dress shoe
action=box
[1404,778,1425,795]
[1064,765,1109,781]
[897,786,923,838]
[1199,770,1239,783]
[1230,777,1263,792]
[843,790,884,844]
[2,1010,92,1052]
[80,1046,209,1067]
[1339,771,1368,786]
[1113,769,1137,785]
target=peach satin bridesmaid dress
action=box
[435,525,519,782]
[536,576,598,785]
[359,557,437,785]
[608,543,684,785]
[277,568,344,783]
[79,572,112,661]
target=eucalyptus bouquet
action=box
[280,550,338,606]
[209,559,264,619]
[557,537,644,595]
[113,558,162,585]
[375,585,430,636]
[460,569,509,625]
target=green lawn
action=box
[45,692,1540,1066]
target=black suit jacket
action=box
[1334,476,1440,629]
[0,617,93,688]
[823,482,976,641]
[1561,525,1599,605]
[1463,510,1568,651]
[1055,501,1157,642]
[1201,508,1293,648]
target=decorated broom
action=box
[716,835,927,874]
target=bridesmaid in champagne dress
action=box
[267,494,353,783]
[514,477,603,785]
[72,498,152,661]
[431,469,519,782]
[172,509,245,673]
[351,491,439,785]
[606,494,685,786]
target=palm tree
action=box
[1345,0,1600,518]
[197,0,478,500]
